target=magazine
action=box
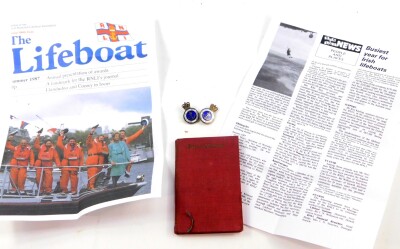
[221,19,400,249]
[0,19,163,220]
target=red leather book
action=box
[174,136,243,234]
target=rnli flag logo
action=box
[95,23,132,42]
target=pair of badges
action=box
[182,102,218,124]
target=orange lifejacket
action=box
[11,145,34,166]
[5,140,15,151]
[57,135,83,169]
[86,134,109,165]
[36,145,61,167]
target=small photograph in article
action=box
[253,23,317,96]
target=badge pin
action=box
[182,102,199,124]
[200,104,218,124]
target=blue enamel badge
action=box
[200,104,218,124]
[182,102,199,124]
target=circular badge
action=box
[200,104,218,124]
[200,109,214,124]
[182,102,199,124]
[183,108,199,124]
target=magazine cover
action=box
[0,19,163,219]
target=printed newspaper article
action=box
[221,20,400,249]
[0,19,163,219]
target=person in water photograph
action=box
[253,23,317,97]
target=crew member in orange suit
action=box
[9,139,35,194]
[57,130,84,195]
[3,131,17,166]
[5,133,16,151]
[33,133,61,195]
[119,126,146,177]
[86,126,109,190]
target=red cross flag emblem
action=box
[96,23,132,42]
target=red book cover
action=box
[174,136,243,234]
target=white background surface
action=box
[1,1,400,248]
